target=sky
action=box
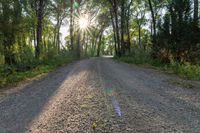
[60,25,69,45]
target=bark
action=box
[97,32,103,57]
[194,0,199,24]
[126,8,131,53]
[148,0,157,57]
[138,24,142,48]
[36,0,44,59]
[76,0,82,58]
[56,18,62,53]
[113,0,121,56]
[85,34,88,56]
[120,1,125,55]
[110,10,118,55]
[70,0,74,50]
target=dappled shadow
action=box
[0,59,92,133]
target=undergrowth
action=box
[0,53,78,88]
[115,49,200,80]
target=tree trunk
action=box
[70,0,74,50]
[97,32,103,57]
[126,8,131,54]
[120,1,125,55]
[148,0,157,57]
[57,26,60,53]
[138,24,142,48]
[76,0,81,58]
[113,0,121,56]
[110,10,118,55]
[85,34,88,56]
[194,0,199,24]
[36,0,44,59]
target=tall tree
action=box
[194,0,199,24]
[70,0,74,50]
[148,0,157,57]
[1,0,22,64]
[35,0,46,59]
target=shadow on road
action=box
[0,61,87,133]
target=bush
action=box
[116,49,153,64]
[0,52,77,88]
[167,60,200,80]
[116,48,200,80]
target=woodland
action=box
[0,0,200,86]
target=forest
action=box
[0,0,200,87]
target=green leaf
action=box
[73,1,79,9]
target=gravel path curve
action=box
[0,57,200,133]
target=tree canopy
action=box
[0,0,200,65]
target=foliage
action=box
[156,0,200,63]
[116,48,200,80]
[0,0,200,87]
[0,52,77,88]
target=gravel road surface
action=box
[0,57,200,133]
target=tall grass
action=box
[0,52,78,88]
[116,49,200,80]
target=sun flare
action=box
[79,17,88,29]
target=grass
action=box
[171,80,194,89]
[115,49,200,81]
[0,54,78,88]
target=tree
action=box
[133,1,146,48]
[1,0,22,64]
[35,0,46,59]
[193,0,199,24]
[96,13,110,56]
[51,0,68,54]
[148,0,157,57]
[70,0,74,50]
[109,0,121,56]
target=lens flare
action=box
[79,17,88,29]
[105,88,122,117]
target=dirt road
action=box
[1,58,200,133]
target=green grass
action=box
[171,80,194,89]
[0,54,78,88]
[115,49,200,80]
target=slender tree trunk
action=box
[85,34,88,56]
[110,10,118,55]
[57,26,60,53]
[53,27,57,49]
[126,9,131,53]
[194,0,199,24]
[113,0,121,56]
[36,0,44,59]
[55,18,60,53]
[150,21,153,37]
[33,27,37,48]
[148,0,157,57]
[138,24,142,48]
[70,0,74,50]
[120,1,125,55]
[76,0,81,58]
[97,32,103,57]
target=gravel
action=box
[0,57,200,133]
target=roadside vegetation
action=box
[0,52,77,88]
[1,0,200,87]
[116,48,200,80]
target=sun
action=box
[79,17,88,29]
